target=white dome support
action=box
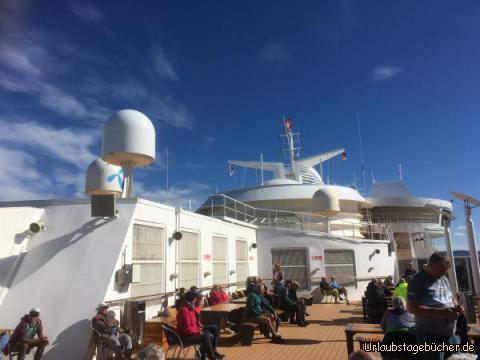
[122,161,134,198]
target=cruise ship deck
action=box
[169,303,363,360]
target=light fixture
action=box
[204,271,211,278]
[229,270,236,275]
[250,243,257,250]
[29,222,45,234]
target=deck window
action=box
[131,224,164,297]
[236,239,248,283]
[212,236,228,285]
[271,249,308,289]
[324,249,356,287]
[178,231,200,289]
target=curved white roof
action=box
[368,182,452,210]
[263,178,300,186]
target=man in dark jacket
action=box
[278,281,307,326]
[91,303,127,359]
[366,279,387,323]
[7,307,49,360]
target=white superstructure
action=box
[0,114,456,359]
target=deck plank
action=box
[162,302,365,360]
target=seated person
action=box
[403,263,417,282]
[259,285,280,336]
[208,285,227,306]
[176,291,224,360]
[7,307,49,360]
[245,284,285,343]
[278,280,308,326]
[319,276,340,304]
[329,276,350,304]
[392,278,408,300]
[0,331,10,359]
[246,276,258,294]
[92,303,128,360]
[366,279,387,323]
[384,275,395,288]
[380,297,417,359]
[218,286,231,303]
[106,310,133,359]
[175,287,186,309]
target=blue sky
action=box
[0,1,478,249]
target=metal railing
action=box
[368,213,440,224]
[196,194,389,240]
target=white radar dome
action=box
[102,109,156,166]
[312,188,341,216]
[85,159,124,196]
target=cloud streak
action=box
[371,65,404,81]
[150,45,178,82]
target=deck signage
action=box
[311,255,323,260]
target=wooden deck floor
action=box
[170,302,366,360]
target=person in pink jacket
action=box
[176,292,224,360]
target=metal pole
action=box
[465,204,480,295]
[444,225,458,295]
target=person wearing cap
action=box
[6,307,49,360]
[176,291,224,360]
[91,303,128,359]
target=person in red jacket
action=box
[208,285,230,306]
[176,292,224,360]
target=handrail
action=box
[199,193,390,240]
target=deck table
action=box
[345,323,383,355]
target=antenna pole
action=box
[260,153,264,186]
[166,146,169,196]
[357,112,367,195]
[398,163,403,181]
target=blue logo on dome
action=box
[107,168,124,189]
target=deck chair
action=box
[320,290,334,303]
[162,323,199,360]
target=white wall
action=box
[256,227,395,300]
[0,200,136,360]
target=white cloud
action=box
[0,120,98,168]
[457,225,466,230]
[0,44,43,77]
[371,66,404,81]
[259,44,290,65]
[150,45,178,82]
[454,232,465,237]
[0,148,53,201]
[71,4,104,24]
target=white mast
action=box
[260,153,264,186]
[283,116,295,174]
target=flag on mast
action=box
[228,165,235,176]
[284,117,293,132]
[342,151,347,160]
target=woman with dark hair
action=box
[176,292,225,360]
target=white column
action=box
[444,225,458,295]
[465,205,480,294]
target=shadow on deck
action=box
[166,303,366,360]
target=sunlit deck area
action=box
[168,302,364,360]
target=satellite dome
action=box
[102,109,156,166]
[312,188,341,216]
[85,159,124,196]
